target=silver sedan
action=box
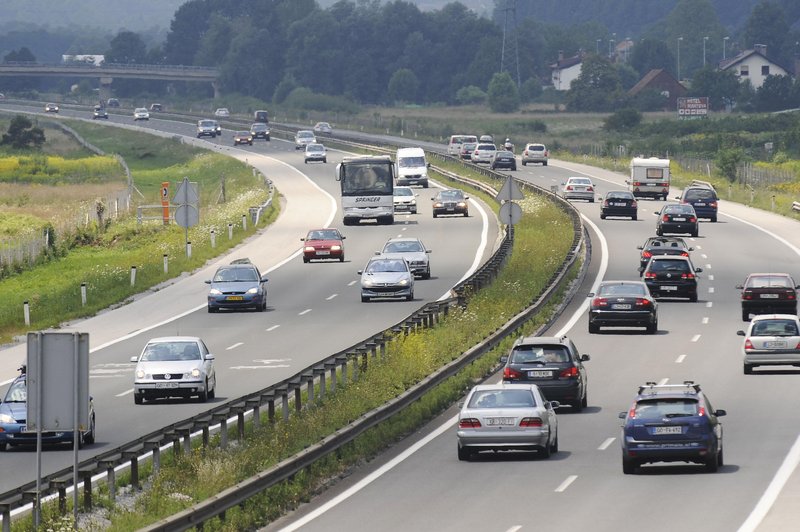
[457,383,559,460]
[131,336,217,404]
[378,237,431,279]
[738,314,800,374]
[562,176,596,202]
[358,256,414,302]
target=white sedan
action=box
[562,176,595,202]
[738,314,800,374]
[214,107,230,117]
[393,186,418,214]
[133,107,150,121]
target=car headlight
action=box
[434,202,443,208]
[330,245,341,251]
[136,369,145,379]
[398,279,409,286]
[457,202,467,207]
[191,368,201,378]
[410,200,416,205]
[0,413,17,424]
[246,287,258,294]
[208,288,222,295]
[304,246,315,252]
[362,279,375,288]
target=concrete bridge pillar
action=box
[99,77,113,104]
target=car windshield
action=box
[650,260,689,272]
[439,190,464,200]
[607,192,632,199]
[395,188,413,197]
[747,275,792,288]
[468,389,536,408]
[477,144,495,151]
[200,120,215,127]
[510,345,569,364]
[251,124,267,131]
[598,283,647,296]
[399,156,425,167]
[213,267,258,282]
[366,260,407,273]
[3,380,27,402]
[341,164,392,195]
[664,205,693,214]
[298,131,314,139]
[384,241,423,253]
[307,230,339,240]
[141,341,201,362]
[528,145,545,151]
[307,144,324,152]
[751,319,799,337]
[634,399,699,418]
[236,131,250,136]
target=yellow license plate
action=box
[226,296,244,301]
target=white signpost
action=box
[173,177,199,256]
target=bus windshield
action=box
[341,163,393,196]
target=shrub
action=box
[455,85,486,105]
[603,108,642,131]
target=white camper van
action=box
[628,157,671,200]
[395,147,429,188]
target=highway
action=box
[0,104,500,493]
[267,159,800,531]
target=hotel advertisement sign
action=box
[678,97,708,119]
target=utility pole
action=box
[499,0,521,86]
[703,36,708,66]
[677,36,683,81]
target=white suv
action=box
[470,143,497,164]
[133,108,150,121]
[522,143,548,166]
[294,130,317,150]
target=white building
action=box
[718,45,791,90]
[550,51,584,91]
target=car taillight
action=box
[632,181,641,186]
[662,215,669,222]
[566,185,573,191]
[742,291,753,300]
[788,293,797,300]
[631,201,638,208]
[520,417,543,427]
[592,297,608,307]
[697,405,706,417]
[644,272,656,279]
[681,252,689,256]
[559,367,578,378]
[628,405,636,419]
[689,216,697,222]
[587,186,594,191]
[503,367,522,380]
[681,272,695,279]
[744,339,754,350]
[544,150,549,156]
[795,340,800,349]
[710,202,717,208]
[642,251,652,259]
[459,418,481,428]
[603,200,610,207]
[635,298,651,306]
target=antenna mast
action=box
[500,0,521,86]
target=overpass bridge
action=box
[0,62,221,99]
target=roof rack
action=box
[689,179,716,191]
[638,381,701,395]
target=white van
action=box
[447,135,478,157]
[628,157,671,200]
[395,147,429,188]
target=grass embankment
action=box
[27,169,578,531]
[0,122,277,346]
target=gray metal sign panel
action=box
[173,177,199,205]
[26,332,90,431]
[499,201,523,225]
[496,176,524,202]
[174,204,199,228]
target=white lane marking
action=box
[439,196,491,301]
[348,280,357,286]
[676,354,687,363]
[326,294,338,300]
[505,527,522,532]
[401,227,407,232]
[738,434,800,532]
[278,414,458,531]
[555,475,578,492]
[709,274,715,281]
[691,334,701,342]
[598,437,615,450]
[708,287,715,293]
[298,309,312,316]
[706,263,712,269]
[266,325,280,331]
[116,389,134,397]
[702,317,709,324]
[701,253,708,259]
[658,378,669,385]
[706,301,713,308]
[226,342,243,350]
[695,245,703,250]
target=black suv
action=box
[643,255,702,301]
[737,273,799,321]
[501,335,590,411]
[619,381,726,474]
[655,204,698,237]
[637,236,693,275]
[677,182,718,222]
[250,122,271,141]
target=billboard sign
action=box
[678,97,709,119]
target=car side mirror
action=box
[581,354,590,361]
[431,197,436,200]
[357,270,363,275]
[374,251,381,255]
[654,211,660,215]
[261,276,269,283]
[205,354,215,360]
[636,245,643,250]
[587,292,595,298]
[427,162,431,168]
[300,238,305,241]
[618,412,627,419]
[735,285,744,290]
[457,401,464,408]
[715,409,727,417]
[130,356,138,363]
[499,355,508,364]
[426,249,432,253]
[549,401,560,409]
[341,236,346,239]
[464,196,470,200]
[736,330,745,336]
[695,268,703,273]
[688,247,694,251]
[674,195,680,200]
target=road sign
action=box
[499,201,522,225]
[174,204,199,228]
[173,176,199,206]
[496,176,524,202]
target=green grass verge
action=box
[26,167,578,531]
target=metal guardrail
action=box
[792,201,800,212]
[0,115,585,532]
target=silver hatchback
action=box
[470,143,497,164]
[738,314,800,374]
[521,143,548,166]
[457,383,559,460]
[131,337,217,404]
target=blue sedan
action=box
[206,259,268,312]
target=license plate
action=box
[575,187,585,191]
[653,426,682,435]
[528,370,552,378]
[695,203,706,206]
[661,286,678,291]
[612,202,626,206]
[485,417,515,426]
[226,296,244,301]
[447,207,455,211]
[765,340,788,348]
[672,217,686,221]
[155,382,179,389]
[316,251,330,256]
[612,304,632,309]
[760,294,779,299]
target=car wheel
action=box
[744,364,753,375]
[411,208,417,214]
[622,456,637,474]
[522,161,527,166]
[463,211,468,217]
[705,452,719,473]
[457,443,471,461]
[689,293,698,303]
[303,257,309,263]
[304,160,308,164]
[208,382,216,399]
[540,440,551,459]
[208,306,217,313]
[711,216,717,222]
[589,198,595,203]
[134,394,143,405]
[717,446,724,466]
[692,230,698,237]
[600,214,606,220]
[656,227,663,236]
[406,292,414,301]
[259,298,267,312]
[581,391,588,409]
[423,268,431,280]
[83,415,96,445]
[323,158,327,163]
[647,320,657,334]
[198,381,209,403]
[550,432,559,454]
[0,442,6,451]
[433,213,438,218]
[632,214,638,221]
[588,321,599,334]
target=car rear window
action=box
[747,275,792,288]
[468,389,536,408]
[649,259,690,272]
[685,188,716,200]
[510,345,569,364]
[634,399,699,418]
[598,283,647,296]
[751,319,799,336]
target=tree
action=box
[688,66,741,110]
[604,108,642,131]
[194,13,233,67]
[1,115,45,149]
[3,47,36,62]
[3,47,38,91]
[105,31,147,64]
[630,39,674,78]
[487,72,519,113]
[715,147,745,182]
[455,85,486,104]
[742,1,791,66]
[519,78,542,102]
[754,74,798,112]
[387,68,419,104]
[565,54,622,112]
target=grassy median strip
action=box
[30,172,578,531]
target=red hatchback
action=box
[301,228,345,263]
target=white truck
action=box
[627,157,671,200]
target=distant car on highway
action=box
[214,107,230,117]
[490,150,517,171]
[233,130,253,146]
[642,255,701,302]
[358,256,414,302]
[737,273,799,321]
[470,143,496,164]
[459,142,477,160]
[130,337,217,404]
[133,107,150,121]
[301,228,345,263]
[250,122,270,141]
[92,105,108,119]
[738,314,800,374]
[619,381,725,474]
[304,143,327,164]
[205,259,268,312]
[600,190,637,220]
[655,203,698,237]
[457,382,559,461]
[294,130,316,150]
[432,189,469,218]
[313,122,333,135]
[44,103,59,113]
[197,119,217,138]
[561,177,595,202]
[636,236,693,276]
[149,103,163,112]
[521,143,548,166]
[378,237,431,279]
[0,365,96,450]
[588,280,658,334]
[393,186,418,214]
[106,98,120,108]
